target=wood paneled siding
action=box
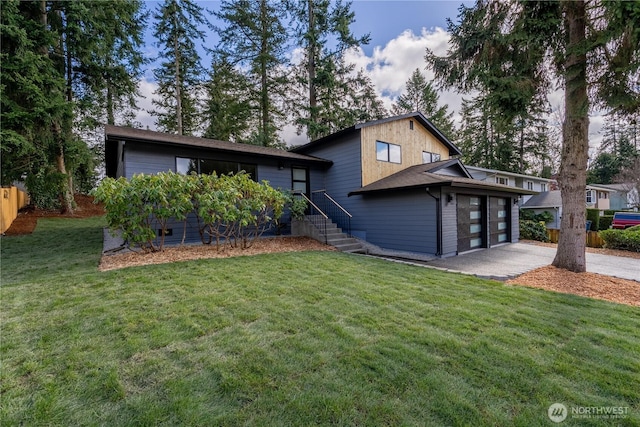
[358,189,438,254]
[360,119,451,186]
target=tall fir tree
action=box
[152,0,209,135]
[288,0,374,140]
[215,0,289,147]
[391,68,456,140]
[426,0,640,272]
[202,56,253,142]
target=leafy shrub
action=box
[25,167,68,211]
[604,209,617,216]
[586,208,600,231]
[520,209,553,223]
[94,172,297,251]
[599,215,613,230]
[519,220,549,242]
[599,228,640,252]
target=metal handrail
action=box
[311,190,352,237]
[322,192,352,218]
[295,191,328,243]
[297,192,328,219]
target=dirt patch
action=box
[3,194,105,236]
[99,236,336,271]
[506,265,640,307]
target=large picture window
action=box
[376,141,401,163]
[176,157,257,179]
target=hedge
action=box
[586,208,600,231]
[519,220,549,242]
[599,215,613,231]
[93,172,307,252]
[599,227,640,252]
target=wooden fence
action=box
[546,228,604,248]
[1,186,29,234]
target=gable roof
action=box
[290,112,463,157]
[105,125,332,165]
[348,162,537,196]
[521,191,562,208]
[465,165,554,182]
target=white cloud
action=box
[134,78,160,130]
[345,27,457,112]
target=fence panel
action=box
[1,187,30,234]
[546,228,604,248]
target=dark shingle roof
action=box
[349,163,537,196]
[105,125,332,165]
[521,191,562,208]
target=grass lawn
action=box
[1,217,639,426]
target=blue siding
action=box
[357,190,438,254]
[298,133,439,254]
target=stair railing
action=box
[311,190,353,237]
[295,191,328,243]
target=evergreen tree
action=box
[427,0,640,272]
[202,56,253,142]
[215,0,289,147]
[151,0,209,135]
[391,68,456,139]
[289,0,382,140]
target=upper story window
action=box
[496,176,509,186]
[526,181,534,190]
[586,190,594,204]
[599,191,608,200]
[376,141,401,163]
[422,151,441,164]
[541,183,547,192]
[176,157,257,180]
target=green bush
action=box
[94,172,302,252]
[519,220,549,242]
[599,228,640,252]
[599,215,614,230]
[604,209,617,216]
[520,209,554,223]
[586,208,600,231]
[25,166,68,211]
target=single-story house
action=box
[105,112,535,257]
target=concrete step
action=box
[334,242,366,253]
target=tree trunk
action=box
[174,27,183,135]
[260,0,269,146]
[307,0,317,132]
[552,0,589,273]
[42,0,74,214]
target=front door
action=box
[457,195,485,252]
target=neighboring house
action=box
[521,185,617,228]
[589,183,638,211]
[105,112,535,257]
[519,191,563,229]
[584,184,614,210]
[465,166,554,204]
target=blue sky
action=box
[138,1,473,138]
[137,1,601,154]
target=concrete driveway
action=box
[421,243,639,281]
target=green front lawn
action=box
[1,217,639,426]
